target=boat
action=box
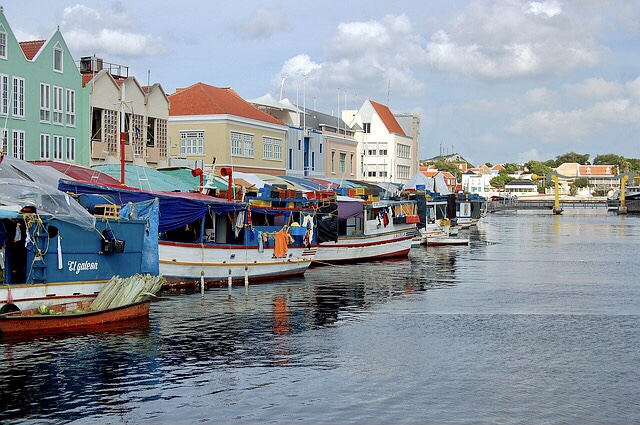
[417,194,469,246]
[1,160,157,312]
[0,298,150,336]
[311,194,418,264]
[0,274,163,337]
[606,185,640,211]
[59,175,317,289]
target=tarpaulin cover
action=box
[316,201,338,243]
[337,197,364,220]
[415,192,427,229]
[59,180,243,232]
[121,199,159,275]
[31,161,121,185]
[92,164,195,192]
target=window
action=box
[367,171,377,177]
[12,77,24,118]
[379,148,387,155]
[288,149,292,169]
[40,83,50,122]
[397,144,410,159]
[66,137,75,161]
[230,131,254,157]
[0,74,8,115]
[39,134,50,159]
[53,135,63,160]
[368,149,376,156]
[263,136,282,160]
[311,152,315,171]
[179,131,204,155]
[319,143,322,154]
[350,154,354,174]
[12,130,25,159]
[273,138,282,160]
[65,89,75,126]
[340,152,346,173]
[331,151,335,173]
[53,86,63,124]
[0,29,7,59]
[397,165,410,180]
[363,122,371,133]
[297,139,301,150]
[53,46,63,72]
[244,134,253,157]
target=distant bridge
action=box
[487,199,607,212]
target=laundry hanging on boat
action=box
[234,211,245,237]
[273,229,289,258]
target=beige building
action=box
[169,83,288,176]
[82,57,169,167]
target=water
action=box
[2,210,640,424]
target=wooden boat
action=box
[313,197,417,264]
[0,298,150,336]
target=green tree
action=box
[484,162,493,167]
[573,177,589,188]
[593,154,624,168]
[490,174,515,189]
[502,163,520,174]
[555,152,590,166]
[432,159,462,182]
[524,160,551,176]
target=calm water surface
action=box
[2,210,640,424]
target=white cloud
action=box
[564,78,625,100]
[424,0,600,79]
[232,8,289,39]
[60,4,164,59]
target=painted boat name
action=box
[68,260,99,274]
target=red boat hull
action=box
[0,299,151,335]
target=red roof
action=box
[31,161,122,186]
[81,74,94,87]
[370,100,406,136]
[19,40,46,60]
[169,82,284,126]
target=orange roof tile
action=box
[369,100,406,136]
[19,40,46,60]
[578,165,616,176]
[169,82,284,126]
[81,74,94,87]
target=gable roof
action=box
[578,165,616,176]
[169,82,284,126]
[369,100,406,136]
[19,40,46,60]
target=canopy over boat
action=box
[31,161,121,186]
[92,164,195,192]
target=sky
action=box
[3,0,640,167]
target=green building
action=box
[1,6,88,165]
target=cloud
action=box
[60,4,164,58]
[564,78,625,100]
[231,8,289,39]
[424,0,601,79]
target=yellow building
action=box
[168,82,287,175]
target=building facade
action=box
[344,100,418,184]
[82,58,169,168]
[1,7,88,164]
[169,83,288,176]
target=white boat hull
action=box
[159,242,316,288]
[315,228,414,264]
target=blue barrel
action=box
[78,194,115,213]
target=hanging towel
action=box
[57,235,63,269]
[274,229,289,258]
[24,227,34,250]
[234,211,245,237]
[258,231,264,252]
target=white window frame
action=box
[179,130,204,156]
[12,77,24,118]
[66,137,76,162]
[53,45,63,73]
[39,133,50,159]
[0,28,7,59]
[339,152,346,173]
[243,134,254,157]
[273,138,282,160]
[12,130,25,159]
[230,131,254,158]
[230,132,242,156]
[53,135,63,160]
[53,86,63,124]
[65,89,75,127]
[263,137,273,159]
[0,73,8,115]
[40,83,51,122]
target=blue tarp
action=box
[120,199,160,275]
[59,180,243,233]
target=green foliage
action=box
[431,159,462,182]
[554,152,590,166]
[502,163,520,174]
[573,177,589,188]
[593,154,624,168]
[490,175,515,189]
[524,160,551,176]
[569,184,578,195]
[484,162,493,167]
